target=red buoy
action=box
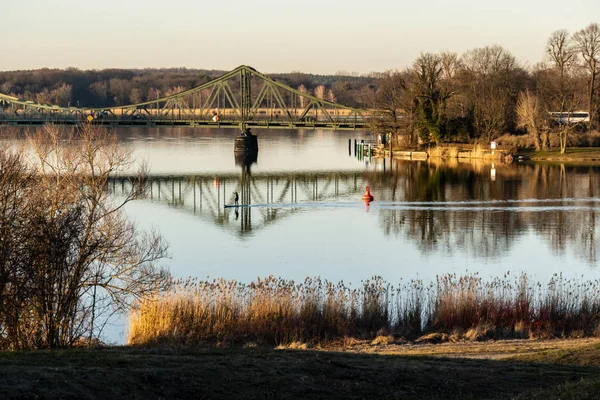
[362,186,373,202]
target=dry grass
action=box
[128,273,600,346]
[497,131,600,150]
[496,133,533,148]
[427,144,506,160]
[1,343,598,400]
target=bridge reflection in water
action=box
[107,169,371,237]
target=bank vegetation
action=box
[369,22,600,154]
[128,272,600,347]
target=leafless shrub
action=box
[0,125,169,349]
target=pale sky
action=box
[2,0,598,74]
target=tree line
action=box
[371,23,599,152]
[0,67,375,109]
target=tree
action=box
[461,45,524,142]
[543,30,584,153]
[89,81,109,105]
[412,53,453,144]
[327,89,336,103]
[0,125,169,349]
[129,87,144,104]
[440,51,462,80]
[573,23,600,129]
[165,85,187,97]
[547,30,576,85]
[314,85,326,100]
[369,70,408,145]
[297,85,309,108]
[516,90,546,150]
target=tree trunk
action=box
[589,72,596,129]
[531,125,541,150]
[542,131,549,150]
[560,129,568,154]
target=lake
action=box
[111,127,600,289]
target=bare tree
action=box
[327,89,336,103]
[573,23,600,128]
[35,84,72,107]
[314,85,326,100]
[108,78,132,106]
[547,30,577,85]
[461,45,523,142]
[542,30,586,153]
[165,85,187,97]
[440,51,462,80]
[0,125,169,349]
[297,85,309,108]
[516,90,545,150]
[129,88,144,104]
[369,70,407,145]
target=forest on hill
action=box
[0,67,375,109]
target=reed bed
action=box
[128,273,600,346]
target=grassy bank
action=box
[128,273,600,346]
[1,339,600,399]
[518,147,600,163]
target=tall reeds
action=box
[128,273,600,346]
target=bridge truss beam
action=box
[0,66,373,130]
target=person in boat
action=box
[234,191,239,205]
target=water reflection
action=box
[374,160,600,264]
[234,150,258,172]
[111,159,600,265]
[110,169,369,238]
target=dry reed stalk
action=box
[128,273,600,346]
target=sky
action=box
[2,0,598,74]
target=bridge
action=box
[0,65,373,130]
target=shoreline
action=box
[517,148,600,164]
[370,145,600,165]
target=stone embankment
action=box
[374,144,513,163]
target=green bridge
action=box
[0,65,373,130]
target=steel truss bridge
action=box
[107,170,378,236]
[0,65,373,130]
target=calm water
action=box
[111,127,600,287]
